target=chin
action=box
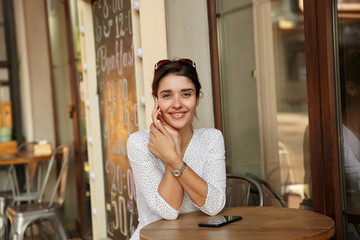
[167,122,184,130]
[164,119,187,130]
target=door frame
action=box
[303,0,343,238]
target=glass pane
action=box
[217,0,252,14]
[216,0,310,209]
[0,68,10,102]
[217,0,262,176]
[272,0,309,209]
[0,68,8,81]
[337,1,360,238]
[0,0,3,22]
[0,26,6,61]
[0,0,6,61]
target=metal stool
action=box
[0,196,9,240]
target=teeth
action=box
[172,113,184,117]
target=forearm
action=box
[158,166,184,210]
[164,155,208,207]
[176,166,208,207]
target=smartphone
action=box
[198,215,242,227]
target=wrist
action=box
[171,162,187,177]
[164,150,181,169]
[170,161,184,172]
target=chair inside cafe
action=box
[247,173,287,207]
[225,174,264,207]
[7,145,70,240]
[225,173,287,207]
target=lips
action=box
[169,112,186,119]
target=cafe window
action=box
[336,0,360,238]
[214,0,310,208]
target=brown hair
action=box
[152,59,201,98]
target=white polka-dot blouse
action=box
[127,128,226,240]
[343,125,360,195]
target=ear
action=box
[153,95,157,103]
[196,97,200,106]
[345,81,359,96]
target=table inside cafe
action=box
[0,151,54,166]
[140,207,335,240]
[0,148,56,201]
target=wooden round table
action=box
[140,207,335,240]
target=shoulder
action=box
[127,130,150,148]
[194,128,224,145]
[195,128,223,139]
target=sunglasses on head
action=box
[154,58,196,71]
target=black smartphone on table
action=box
[198,215,242,227]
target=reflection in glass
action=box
[216,0,309,209]
[272,0,309,209]
[338,10,360,237]
[340,53,360,207]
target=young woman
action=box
[127,59,226,240]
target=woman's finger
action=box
[149,123,159,134]
[157,113,166,124]
[156,120,172,138]
[151,98,160,124]
[153,108,162,129]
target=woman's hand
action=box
[148,122,181,168]
[151,97,182,157]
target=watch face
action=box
[172,162,187,177]
[173,170,181,177]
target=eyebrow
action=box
[182,88,195,92]
[159,88,195,94]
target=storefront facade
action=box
[2,0,359,239]
[79,0,358,239]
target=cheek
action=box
[158,102,168,113]
[187,100,198,111]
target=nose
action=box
[172,95,182,108]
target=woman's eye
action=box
[183,92,192,97]
[161,94,170,98]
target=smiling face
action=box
[157,74,199,131]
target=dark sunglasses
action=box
[154,58,196,71]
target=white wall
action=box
[138,0,215,129]
[14,0,56,144]
[139,0,169,128]
[166,0,215,128]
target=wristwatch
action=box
[172,162,187,177]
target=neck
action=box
[178,125,194,152]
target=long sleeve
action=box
[195,129,226,215]
[127,131,180,220]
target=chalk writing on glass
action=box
[97,40,134,75]
[93,0,138,238]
